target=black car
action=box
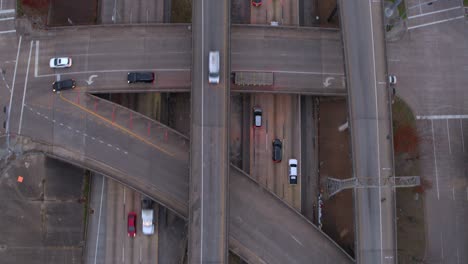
[127,72,155,84]
[52,79,76,92]
[272,139,282,163]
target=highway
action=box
[189,0,230,262]
[23,25,344,95]
[339,0,396,263]
[2,35,352,262]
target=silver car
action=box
[49,57,72,68]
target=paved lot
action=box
[387,17,468,263]
[405,0,464,30]
[100,0,165,24]
[0,154,85,264]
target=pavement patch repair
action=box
[0,154,87,264]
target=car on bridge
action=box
[52,79,76,93]
[127,72,155,84]
[49,57,72,68]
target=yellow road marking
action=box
[59,93,174,157]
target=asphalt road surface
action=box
[85,174,159,264]
[189,0,230,262]
[249,94,301,210]
[387,18,468,263]
[2,38,352,263]
[339,0,396,263]
[19,25,345,95]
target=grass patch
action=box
[17,0,24,17]
[465,0,468,7]
[392,96,426,263]
[171,0,192,23]
[82,170,91,238]
[389,0,407,19]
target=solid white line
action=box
[235,68,344,76]
[6,36,22,138]
[0,9,14,14]
[446,120,452,155]
[123,187,126,204]
[431,120,440,200]
[440,232,444,258]
[122,246,124,263]
[93,177,105,264]
[18,40,34,134]
[367,0,384,261]
[36,68,190,78]
[34,41,39,77]
[408,15,464,30]
[139,246,142,262]
[200,0,205,261]
[417,114,468,120]
[0,17,14,21]
[408,6,461,19]
[460,120,465,152]
[0,29,15,34]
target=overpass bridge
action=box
[28,24,345,95]
[0,20,353,264]
[4,91,352,263]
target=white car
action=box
[388,75,397,85]
[289,159,298,184]
[49,57,72,68]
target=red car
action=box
[127,212,137,237]
[251,0,262,7]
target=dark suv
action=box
[52,79,76,92]
[272,139,282,163]
[127,72,155,84]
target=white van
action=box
[209,51,220,84]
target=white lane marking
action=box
[75,129,80,133]
[457,247,460,264]
[6,36,22,145]
[107,143,112,147]
[35,68,190,78]
[44,116,48,119]
[34,40,39,77]
[447,120,451,155]
[0,9,14,14]
[59,123,64,126]
[440,232,444,258]
[139,245,142,263]
[93,176,105,264]
[116,147,120,151]
[431,120,440,200]
[408,6,461,19]
[123,187,126,204]
[83,133,88,137]
[67,126,72,130]
[452,186,455,200]
[289,233,304,247]
[91,137,96,140]
[367,0,384,260]
[18,40,34,134]
[460,120,465,152]
[408,15,465,30]
[122,246,124,263]
[200,0,205,261]
[0,17,14,21]
[417,114,468,120]
[99,140,104,144]
[231,68,344,76]
[0,30,16,34]
[466,187,468,201]
[124,151,128,155]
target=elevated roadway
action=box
[189,0,230,262]
[339,0,396,263]
[1,23,350,263]
[29,25,344,95]
[6,91,352,263]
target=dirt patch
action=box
[17,0,49,26]
[48,0,98,26]
[392,96,426,263]
[318,97,354,257]
[171,0,192,23]
[318,0,339,28]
